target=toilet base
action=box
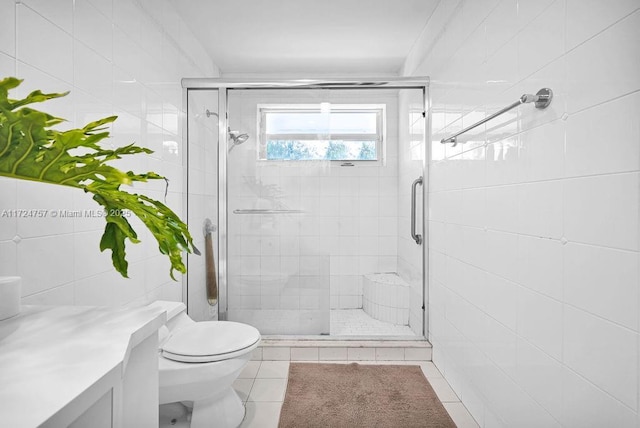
[190,387,246,428]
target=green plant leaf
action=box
[0,77,197,279]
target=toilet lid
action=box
[161,321,261,363]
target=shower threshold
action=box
[255,337,432,362]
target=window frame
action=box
[257,103,386,165]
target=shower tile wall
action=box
[226,91,400,321]
[0,0,220,306]
[405,0,640,427]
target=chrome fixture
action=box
[233,209,304,214]
[441,88,553,146]
[203,218,217,236]
[205,109,218,118]
[228,128,249,152]
[411,176,423,245]
[182,76,430,90]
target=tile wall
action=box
[404,0,640,426]
[0,0,219,306]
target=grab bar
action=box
[440,88,553,146]
[411,176,423,245]
[233,209,305,214]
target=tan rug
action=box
[278,363,456,428]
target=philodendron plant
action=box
[0,77,198,279]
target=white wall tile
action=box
[18,234,75,296]
[87,0,113,20]
[484,185,519,233]
[518,119,565,182]
[0,178,17,241]
[565,92,640,177]
[375,347,405,361]
[261,347,290,361]
[408,1,640,425]
[562,367,637,428]
[564,173,639,251]
[74,271,114,306]
[74,0,113,61]
[347,347,376,361]
[21,282,75,305]
[485,138,520,187]
[563,305,638,408]
[484,230,518,283]
[516,338,563,420]
[566,0,640,51]
[16,4,73,84]
[484,274,517,331]
[517,235,563,300]
[516,287,562,361]
[566,10,640,113]
[73,42,113,103]
[2,0,216,305]
[517,0,565,79]
[21,0,73,34]
[73,230,114,280]
[0,51,15,78]
[460,189,486,231]
[0,0,15,57]
[517,180,563,239]
[482,317,517,377]
[290,347,318,361]
[14,170,76,255]
[405,347,431,361]
[318,347,347,361]
[0,241,17,276]
[564,243,638,330]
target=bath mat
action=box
[278,363,456,428]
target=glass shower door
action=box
[225,89,331,335]
[186,89,220,322]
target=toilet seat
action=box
[161,321,261,363]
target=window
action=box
[258,104,385,162]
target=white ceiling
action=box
[173,0,438,76]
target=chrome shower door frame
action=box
[182,77,431,338]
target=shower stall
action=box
[183,78,429,339]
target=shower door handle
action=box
[411,176,423,245]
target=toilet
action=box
[150,301,261,428]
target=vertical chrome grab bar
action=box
[411,176,423,245]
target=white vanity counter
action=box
[0,305,166,428]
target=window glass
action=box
[259,105,385,161]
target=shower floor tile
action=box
[330,309,416,336]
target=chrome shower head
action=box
[228,129,249,152]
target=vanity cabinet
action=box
[0,305,165,427]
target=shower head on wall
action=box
[228,129,249,152]
[205,109,219,118]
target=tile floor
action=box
[330,309,417,336]
[234,360,479,428]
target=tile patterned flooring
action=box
[330,309,417,336]
[235,360,479,428]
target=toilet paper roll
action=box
[0,276,21,321]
